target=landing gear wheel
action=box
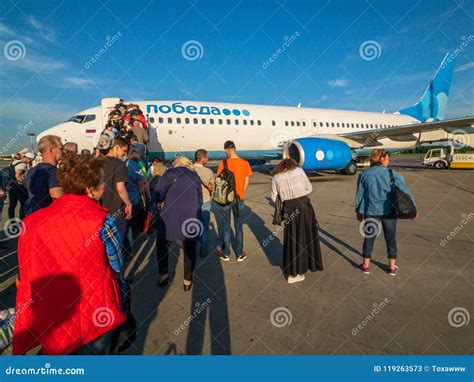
[342,160,358,175]
[433,161,447,169]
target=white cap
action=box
[24,151,36,160]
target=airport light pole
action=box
[27,133,36,152]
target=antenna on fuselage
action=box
[297,103,301,108]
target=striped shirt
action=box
[271,167,312,202]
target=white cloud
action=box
[63,76,96,89]
[0,22,34,44]
[328,78,348,88]
[27,16,56,43]
[455,62,474,72]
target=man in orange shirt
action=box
[216,140,252,261]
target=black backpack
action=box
[212,160,236,206]
[389,169,417,219]
[1,162,22,189]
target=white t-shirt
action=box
[271,167,312,202]
[12,160,28,186]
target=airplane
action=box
[37,52,474,175]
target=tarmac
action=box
[1,155,473,355]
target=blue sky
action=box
[0,0,473,153]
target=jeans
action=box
[217,200,245,257]
[198,201,212,256]
[156,238,197,281]
[8,184,28,220]
[362,215,398,259]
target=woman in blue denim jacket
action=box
[355,149,418,276]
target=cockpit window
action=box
[67,114,96,123]
[68,115,86,123]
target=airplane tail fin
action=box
[397,53,455,121]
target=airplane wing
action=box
[333,116,474,147]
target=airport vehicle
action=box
[37,53,474,175]
[423,147,474,169]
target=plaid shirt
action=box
[99,214,123,273]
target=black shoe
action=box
[157,277,172,287]
[183,282,192,292]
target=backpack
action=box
[1,162,22,190]
[389,169,417,219]
[212,160,236,206]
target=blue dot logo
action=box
[222,109,231,116]
[326,150,334,160]
[232,109,241,116]
[242,109,250,116]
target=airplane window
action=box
[84,115,96,123]
[159,117,164,124]
[149,117,155,124]
[336,123,340,127]
[257,120,261,126]
[285,121,288,127]
[168,117,173,124]
[201,118,206,124]
[250,120,254,125]
[351,123,354,128]
[326,122,329,127]
[235,120,239,125]
[296,121,300,127]
[185,118,190,124]
[370,124,373,128]
[177,118,181,124]
[68,115,86,123]
[194,118,198,124]
[227,119,231,125]
[291,121,294,127]
[303,121,306,127]
[243,120,247,125]
[342,123,345,127]
[210,119,214,125]
[272,120,276,126]
[218,119,223,125]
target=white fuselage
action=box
[38,100,421,159]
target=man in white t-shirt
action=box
[7,151,34,220]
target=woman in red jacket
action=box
[13,155,126,355]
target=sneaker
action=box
[287,274,305,284]
[388,265,398,276]
[358,264,370,274]
[237,251,247,262]
[217,248,230,261]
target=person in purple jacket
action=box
[154,156,203,292]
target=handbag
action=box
[272,194,284,225]
[388,169,417,219]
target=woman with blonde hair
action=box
[154,156,202,291]
[355,149,418,276]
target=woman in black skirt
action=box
[271,159,323,283]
